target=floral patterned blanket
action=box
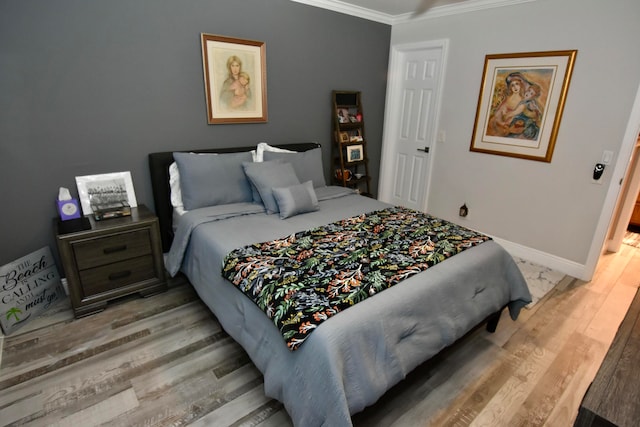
[222,206,491,351]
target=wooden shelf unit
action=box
[331,90,371,197]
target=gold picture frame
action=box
[201,33,267,124]
[470,50,577,162]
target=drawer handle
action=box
[109,270,131,281]
[103,245,127,254]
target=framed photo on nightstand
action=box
[75,171,137,216]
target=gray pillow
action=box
[272,181,319,219]
[243,160,300,213]
[263,147,326,188]
[173,151,253,210]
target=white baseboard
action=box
[492,236,589,281]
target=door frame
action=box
[584,80,640,279]
[378,39,449,210]
[607,136,640,251]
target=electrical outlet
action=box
[459,203,469,219]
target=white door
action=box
[379,40,448,211]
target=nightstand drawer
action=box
[73,229,152,270]
[79,255,156,296]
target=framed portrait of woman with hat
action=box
[470,50,577,162]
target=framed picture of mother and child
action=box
[201,33,268,124]
[470,50,577,162]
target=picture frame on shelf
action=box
[201,33,268,124]
[337,108,350,123]
[350,129,363,142]
[335,168,352,181]
[347,144,363,162]
[75,172,137,215]
[470,50,577,162]
[338,132,350,143]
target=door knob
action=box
[417,147,430,153]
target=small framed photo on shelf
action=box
[347,144,363,162]
[349,130,363,142]
[337,108,350,123]
[338,132,349,143]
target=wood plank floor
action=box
[0,243,638,426]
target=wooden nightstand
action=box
[56,205,167,318]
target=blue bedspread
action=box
[165,187,531,426]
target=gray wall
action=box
[0,0,391,265]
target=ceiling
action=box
[290,0,536,25]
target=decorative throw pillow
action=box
[272,180,319,219]
[263,147,326,188]
[173,151,253,210]
[243,160,300,214]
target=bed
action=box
[148,142,531,426]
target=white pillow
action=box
[255,142,294,162]
[169,161,184,213]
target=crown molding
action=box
[290,0,538,25]
[290,0,394,24]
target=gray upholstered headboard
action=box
[148,142,322,252]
